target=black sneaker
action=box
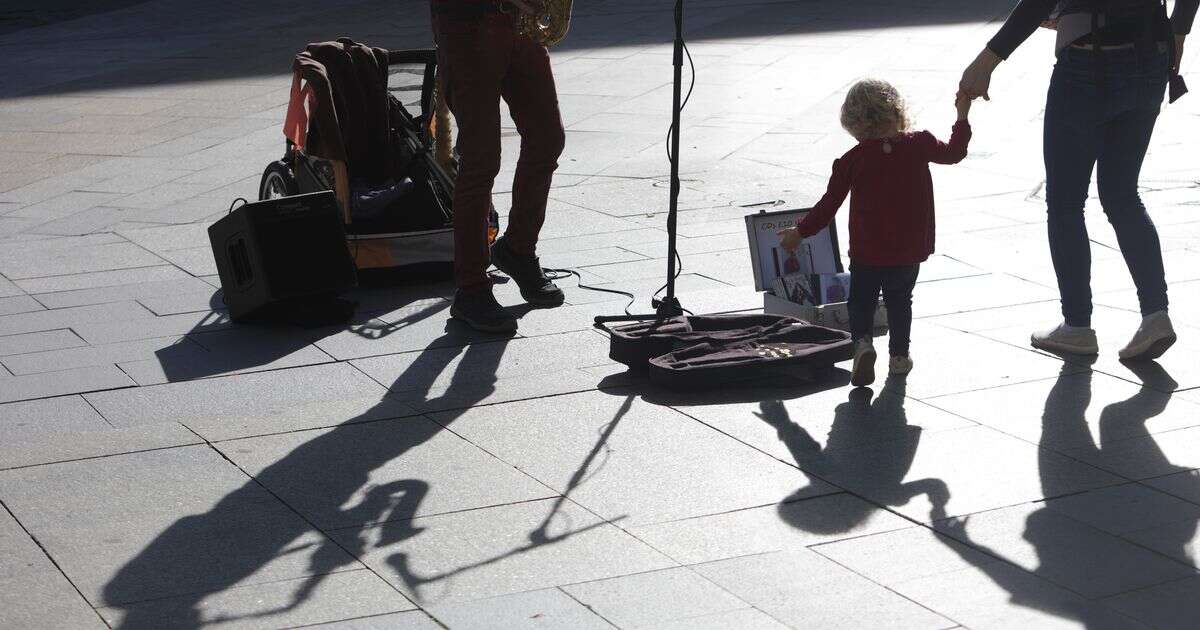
[450,289,517,334]
[490,236,565,307]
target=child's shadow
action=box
[756,375,949,534]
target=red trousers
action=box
[431,4,566,291]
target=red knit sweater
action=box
[795,121,972,266]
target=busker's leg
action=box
[881,265,921,357]
[488,32,566,306]
[434,9,519,332]
[500,36,565,256]
[1043,56,1104,329]
[433,11,510,293]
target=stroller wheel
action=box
[259,160,299,201]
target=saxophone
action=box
[503,0,573,47]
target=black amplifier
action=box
[208,191,357,321]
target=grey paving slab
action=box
[350,331,615,411]
[693,549,954,629]
[118,335,334,386]
[0,565,108,630]
[438,390,834,526]
[0,240,163,280]
[911,273,1061,319]
[926,370,1200,450]
[1104,575,1200,629]
[0,300,152,337]
[0,446,362,607]
[16,264,192,294]
[973,307,1200,393]
[314,298,485,361]
[135,290,224,316]
[304,611,442,630]
[0,364,132,403]
[657,378,975,472]
[562,567,749,628]
[1144,470,1200,506]
[426,588,612,630]
[71,309,232,344]
[97,569,415,630]
[802,422,1121,523]
[84,362,414,441]
[836,526,1145,630]
[116,222,212,252]
[2,336,185,375]
[0,294,42,315]
[0,395,110,442]
[628,493,911,565]
[328,498,674,605]
[0,421,200,470]
[814,524,1004,586]
[32,275,215,309]
[218,416,554,530]
[1042,483,1200,538]
[647,608,790,630]
[932,501,1193,599]
[155,245,217,276]
[1059,425,1200,482]
[902,324,1085,399]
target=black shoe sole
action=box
[449,308,517,334]
[1121,333,1176,363]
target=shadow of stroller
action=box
[756,375,950,534]
[935,362,1198,628]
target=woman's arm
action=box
[987,0,1059,60]
[1174,0,1199,38]
[959,0,1056,101]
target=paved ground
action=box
[2,0,1200,628]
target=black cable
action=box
[228,197,248,213]
[543,267,638,315]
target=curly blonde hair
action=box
[840,79,911,141]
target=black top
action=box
[987,0,1199,59]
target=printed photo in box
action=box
[744,207,843,294]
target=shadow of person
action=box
[757,375,950,534]
[102,326,511,629]
[935,362,1197,627]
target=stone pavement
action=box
[2,0,1200,628]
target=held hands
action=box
[777,227,803,252]
[955,92,972,121]
[958,48,1002,102]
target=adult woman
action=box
[959,0,1196,361]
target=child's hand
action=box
[955,91,972,121]
[777,227,802,252]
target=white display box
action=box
[763,291,889,335]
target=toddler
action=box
[778,79,972,386]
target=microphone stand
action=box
[594,0,686,325]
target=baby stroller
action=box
[261,38,497,272]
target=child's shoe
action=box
[850,337,877,387]
[1030,322,1098,356]
[1119,311,1176,362]
[889,355,913,376]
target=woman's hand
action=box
[959,48,1003,101]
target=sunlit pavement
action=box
[2,1,1200,628]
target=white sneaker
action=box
[1119,311,1176,362]
[889,355,913,376]
[1031,322,1098,355]
[850,337,877,387]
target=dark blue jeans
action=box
[849,262,920,356]
[1044,45,1170,327]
